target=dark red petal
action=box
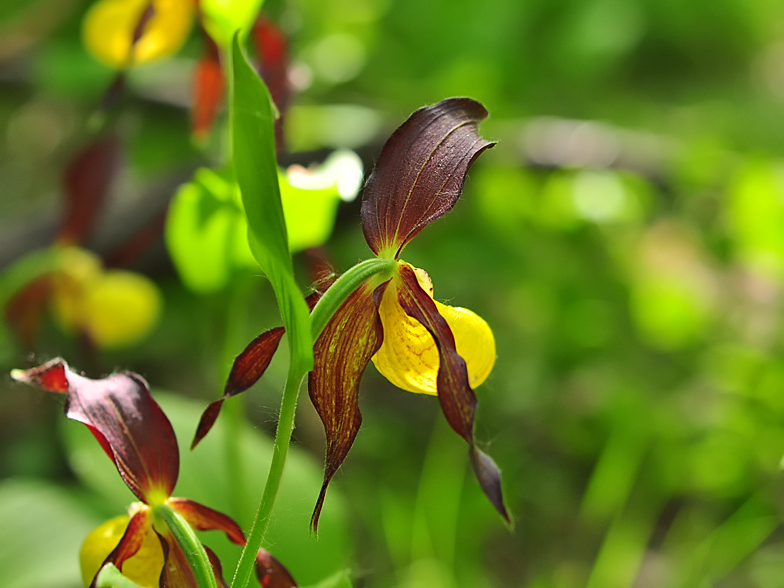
[131,1,155,47]
[255,548,298,588]
[396,265,511,524]
[192,31,224,143]
[252,15,291,153]
[58,135,122,245]
[307,280,388,532]
[360,98,494,257]
[168,497,244,546]
[13,358,179,503]
[90,509,151,588]
[12,357,69,393]
[4,275,53,347]
[205,546,230,588]
[192,278,334,450]
[192,327,285,449]
[154,528,199,588]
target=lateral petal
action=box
[192,327,285,449]
[167,497,244,545]
[360,98,494,258]
[307,280,388,531]
[396,264,510,524]
[12,358,179,503]
[88,509,153,588]
[372,265,495,395]
[255,549,299,588]
[155,528,199,588]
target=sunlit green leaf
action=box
[201,0,265,47]
[727,159,784,277]
[165,167,255,293]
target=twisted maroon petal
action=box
[12,358,179,502]
[168,497,244,546]
[191,326,285,449]
[307,280,388,532]
[90,509,151,588]
[396,265,511,524]
[255,548,298,588]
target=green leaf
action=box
[0,479,102,588]
[165,167,256,293]
[95,564,147,588]
[229,34,313,373]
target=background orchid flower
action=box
[192,98,510,532]
[11,358,297,588]
[82,0,194,69]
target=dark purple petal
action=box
[253,15,291,153]
[4,274,53,347]
[59,135,121,246]
[154,527,199,588]
[12,358,179,503]
[396,265,511,524]
[168,497,244,546]
[192,327,285,449]
[192,30,224,143]
[307,280,388,532]
[255,549,299,588]
[360,98,494,257]
[205,546,230,588]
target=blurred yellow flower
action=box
[50,247,162,348]
[82,0,194,68]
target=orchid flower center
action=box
[371,261,496,395]
[79,512,163,588]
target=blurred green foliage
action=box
[4,0,784,587]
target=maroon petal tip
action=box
[470,445,513,528]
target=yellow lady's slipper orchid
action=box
[191,98,510,532]
[12,359,298,588]
[372,263,495,395]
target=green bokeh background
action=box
[5,0,784,586]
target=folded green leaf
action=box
[230,34,313,373]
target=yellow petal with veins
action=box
[372,269,496,395]
[82,0,194,69]
[79,515,163,588]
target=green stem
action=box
[155,504,218,588]
[230,256,395,588]
[231,365,305,588]
[310,257,395,339]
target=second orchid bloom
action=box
[12,359,296,588]
[195,98,510,530]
